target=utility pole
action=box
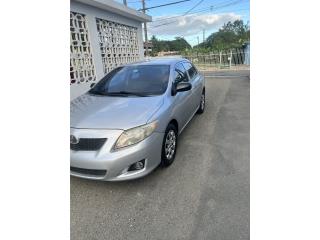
[139,0,191,57]
[203,29,205,43]
[142,0,148,56]
[123,0,127,6]
[197,36,199,57]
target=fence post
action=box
[229,50,232,69]
[219,51,222,68]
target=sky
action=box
[115,0,250,46]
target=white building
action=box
[70,0,151,100]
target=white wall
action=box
[70,1,144,100]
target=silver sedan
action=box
[70,58,205,181]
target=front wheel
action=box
[161,123,178,167]
[197,90,205,114]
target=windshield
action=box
[89,65,170,97]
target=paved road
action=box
[71,70,250,240]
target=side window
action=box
[174,63,188,83]
[183,62,198,80]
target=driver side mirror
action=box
[172,82,192,96]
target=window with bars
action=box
[70,12,96,85]
[96,18,140,74]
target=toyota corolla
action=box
[70,58,205,181]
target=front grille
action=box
[70,138,107,151]
[71,166,106,177]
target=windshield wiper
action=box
[107,91,149,97]
[88,90,108,96]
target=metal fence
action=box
[184,48,250,70]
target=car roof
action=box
[126,58,190,67]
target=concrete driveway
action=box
[71,70,250,240]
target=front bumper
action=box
[70,128,164,181]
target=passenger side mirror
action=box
[172,82,192,96]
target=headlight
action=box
[114,121,157,149]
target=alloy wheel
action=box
[200,93,205,111]
[165,130,176,160]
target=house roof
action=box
[73,0,152,22]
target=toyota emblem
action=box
[70,135,79,144]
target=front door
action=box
[172,63,194,131]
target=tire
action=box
[197,90,205,114]
[161,123,178,167]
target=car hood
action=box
[70,93,164,129]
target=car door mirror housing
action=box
[172,82,192,95]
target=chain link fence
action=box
[183,48,250,71]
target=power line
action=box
[138,0,190,11]
[150,0,247,28]
[152,0,232,22]
[147,0,206,27]
[141,0,193,56]
[151,0,247,24]
[127,0,151,3]
[156,0,205,22]
[184,0,205,15]
[150,6,249,43]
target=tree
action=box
[195,20,250,51]
[150,35,191,56]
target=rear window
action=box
[183,62,198,79]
